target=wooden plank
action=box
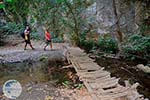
[79,70,109,76]
[77,67,104,73]
[98,86,128,94]
[79,71,110,79]
[78,62,100,68]
[89,79,119,89]
[101,82,118,89]
[77,65,100,71]
[82,74,111,83]
[98,91,128,99]
[75,57,94,62]
[84,82,99,100]
[71,61,81,70]
[94,77,117,84]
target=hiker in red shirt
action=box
[44,29,53,50]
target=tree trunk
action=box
[112,0,125,53]
[64,0,80,45]
[112,0,126,42]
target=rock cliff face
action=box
[96,0,136,34]
[86,0,148,35]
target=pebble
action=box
[27,86,32,92]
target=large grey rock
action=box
[137,64,150,73]
[96,0,136,34]
[0,49,66,64]
[84,0,143,35]
[0,49,67,77]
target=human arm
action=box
[24,30,29,40]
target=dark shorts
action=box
[46,40,51,44]
[25,39,31,44]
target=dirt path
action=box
[0,81,91,100]
[16,82,91,100]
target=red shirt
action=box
[45,31,51,40]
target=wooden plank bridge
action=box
[67,47,146,100]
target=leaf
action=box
[62,80,69,87]
[0,3,5,9]
[5,0,13,2]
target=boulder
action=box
[137,64,150,74]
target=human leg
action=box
[29,43,35,50]
[24,42,27,50]
[50,42,52,49]
[44,43,48,50]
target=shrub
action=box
[70,32,80,45]
[122,34,150,60]
[80,39,96,52]
[30,31,41,40]
[0,22,24,45]
[79,32,86,46]
[140,19,150,35]
[52,37,64,43]
[97,36,118,53]
[0,22,24,36]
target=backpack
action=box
[20,30,25,39]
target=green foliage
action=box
[50,31,64,43]
[50,0,65,4]
[79,31,86,43]
[0,3,5,9]
[75,83,83,89]
[122,34,150,60]
[0,22,24,36]
[97,36,118,53]
[0,22,24,45]
[79,33,118,54]
[30,31,41,40]
[0,21,5,41]
[80,39,96,52]
[140,24,150,35]
[70,32,80,45]
[5,0,13,2]
[79,31,87,47]
[4,0,31,23]
[2,0,89,45]
[62,80,70,88]
[27,0,86,44]
[52,37,64,43]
